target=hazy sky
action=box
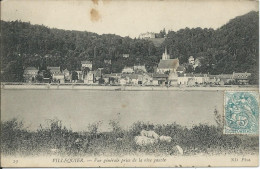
[1,0,259,38]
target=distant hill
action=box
[162,11,258,83]
[0,21,162,82]
[214,11,259,75]
[1,11,258,83]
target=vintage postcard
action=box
[0,0,259,167]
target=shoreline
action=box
[1,83,258,91]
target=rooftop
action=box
[158,59,179,69]
[193,73,205,77]
[134,65,145,68]
[123,67,134,70]
[153,73,168,78]
[178,73,194,77]
[213,74,233,79]
[233,72,251,79]
[81,60,92,64]
[121,74,139,79]
[24,67,38,71]
[109,73,122,77]
[53,72,64,76]
[47,66,60,71]
[63,69,69,72]
[176,65,185,71]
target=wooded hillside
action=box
[1,11,258,83]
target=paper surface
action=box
[0,0,259,167]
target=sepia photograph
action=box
[0,0,259,167]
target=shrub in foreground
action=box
[1,119,258,156]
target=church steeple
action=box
[162,47,170,60]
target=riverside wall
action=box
[1,83,258,91]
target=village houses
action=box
[122,67,134,74]
[47,67,65,83]
[168,71,178,86]
[22,47,252,86]
[177,73,209,86]
[152,74,169,86]
[140,73,153,86]
[139,32,156,39]
[84,71,95,84]
[120,74,142,85]
[233,72,251,85]
[76,71,84,81]
[47,66,61,75]
[46,66,64,83]
[52,72,65,83]
[134,65,147,73]
[23,67,39,82]
[81,60,92,70]
[122,54,130,58]
[63,69,70,81]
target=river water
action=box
[1,89,223,131]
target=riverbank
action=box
[1,119,258,167]
[1,83,258,91]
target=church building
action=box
[157,47,179,74]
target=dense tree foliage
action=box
[1,11,258,83]
[1,21,162,81]
[163,11,259,79]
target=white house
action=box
[84,71,94,84]
[47,66,64,83]
[188,56,195,65]
[193,74,209,84]
[122,54,130,58]
[152,74,168,86]
[81,60,92,70]
[47,66,61,75]
[139,32,156,39]
[52,73,65,83]
[141,73,153,86]
[177,73,209,85]
[177,74,192,85]
[23,67,39,82]
[134,65,147,72]
[134,65,147,73]
[76,71,84,81]
[119,78,127,85]
[63,69,70,81]
[102,74,110,84]
[122,67,134,74]
[168,71,178,86]
[129,74,139,85]
[232,72,251,85]
[121,74,140,85]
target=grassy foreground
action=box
[1,117,258,156]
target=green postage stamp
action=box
[224,91,259,134]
